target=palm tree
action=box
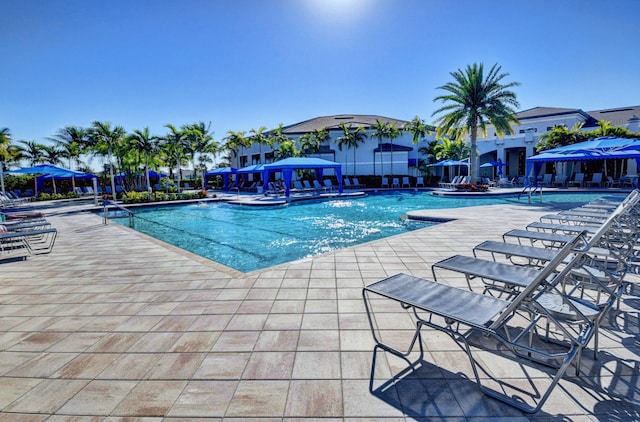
[16,140,46,166]
[223,130,249,166]
[163,124,188,187]
[48,126,87,170]
[88,121,126,200]
[299,131,323,157]
[433,137,471,161]
[183,121,215,186]
[405,116,431,145]
[335,123,367,177]
[387,121,402,177]
[267,123,290,160]
[272,139,299,160]
[250,126,268,163]
[128,127,158,191]
[371,119,389,176]
[433,62,520,184]
[536,122,588,152]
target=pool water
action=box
[114,191,615,272]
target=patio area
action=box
[0,199,639,420]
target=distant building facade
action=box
[234,114,436,179]
[477,105,640,178]
[232,106,640,179]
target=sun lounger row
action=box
[437,175,470,189]
[0,213,58,260]
[363,190,640,413]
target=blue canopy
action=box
[263,157,343,197]
[205,167,237,191]
[8,164,89,177]
[427,159,469,167]
[479,159,505,175]
[237,164,265,173]
[525,137,640,187]
[7,164,97,195]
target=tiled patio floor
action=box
[1,199,639,420]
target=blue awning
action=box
[525,136,640,187]
[263,157,343,197]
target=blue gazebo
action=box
[205,167,237,191]
[263,157,343,197]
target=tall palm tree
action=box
[128,127,158,191]
[433,62,520,184]
[371,119,389,176]
[48,126,87,170]
[250,126,268,163]
[16,140,46,166]
[163,124,188,187]
[223,130,249,166]
[405,116,431,145]
[183,121,215,185]
[387,121,402,177]
[335,123,367,177]
[88,121,126,199]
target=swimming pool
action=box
[114,191,615,272]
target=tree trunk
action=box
[469,126,478,185]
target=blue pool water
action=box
[114,191,615,272]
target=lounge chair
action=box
[0,227,57,259]
[415,177,424,187]
[343,178,353,189]
[498,177,514,187]
[540,173,553,186]
[364,233,592,413]
[391,178,400,188]
[323,179,336,192]
[265,182,284,196]
[313,180,327,193]
[553,175,567,187]
[381,177,389,188]
[568,173,584,187]
[303,180,315,193]
[401,177,410,188]
[445,175,462,189]
[352,178,364,188]
[291,180,307,194]
[607,176,621,187]
[587,173,603,187]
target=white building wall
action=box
[235,130,432,178]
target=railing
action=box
[517,184,543,203]
[102,200,134,226]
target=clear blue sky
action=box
[2,0,639,146]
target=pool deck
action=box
[1,195,639,420]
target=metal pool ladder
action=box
[102,200,135,226]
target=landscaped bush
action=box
[121,190,208,204]
[36,192,79,201]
